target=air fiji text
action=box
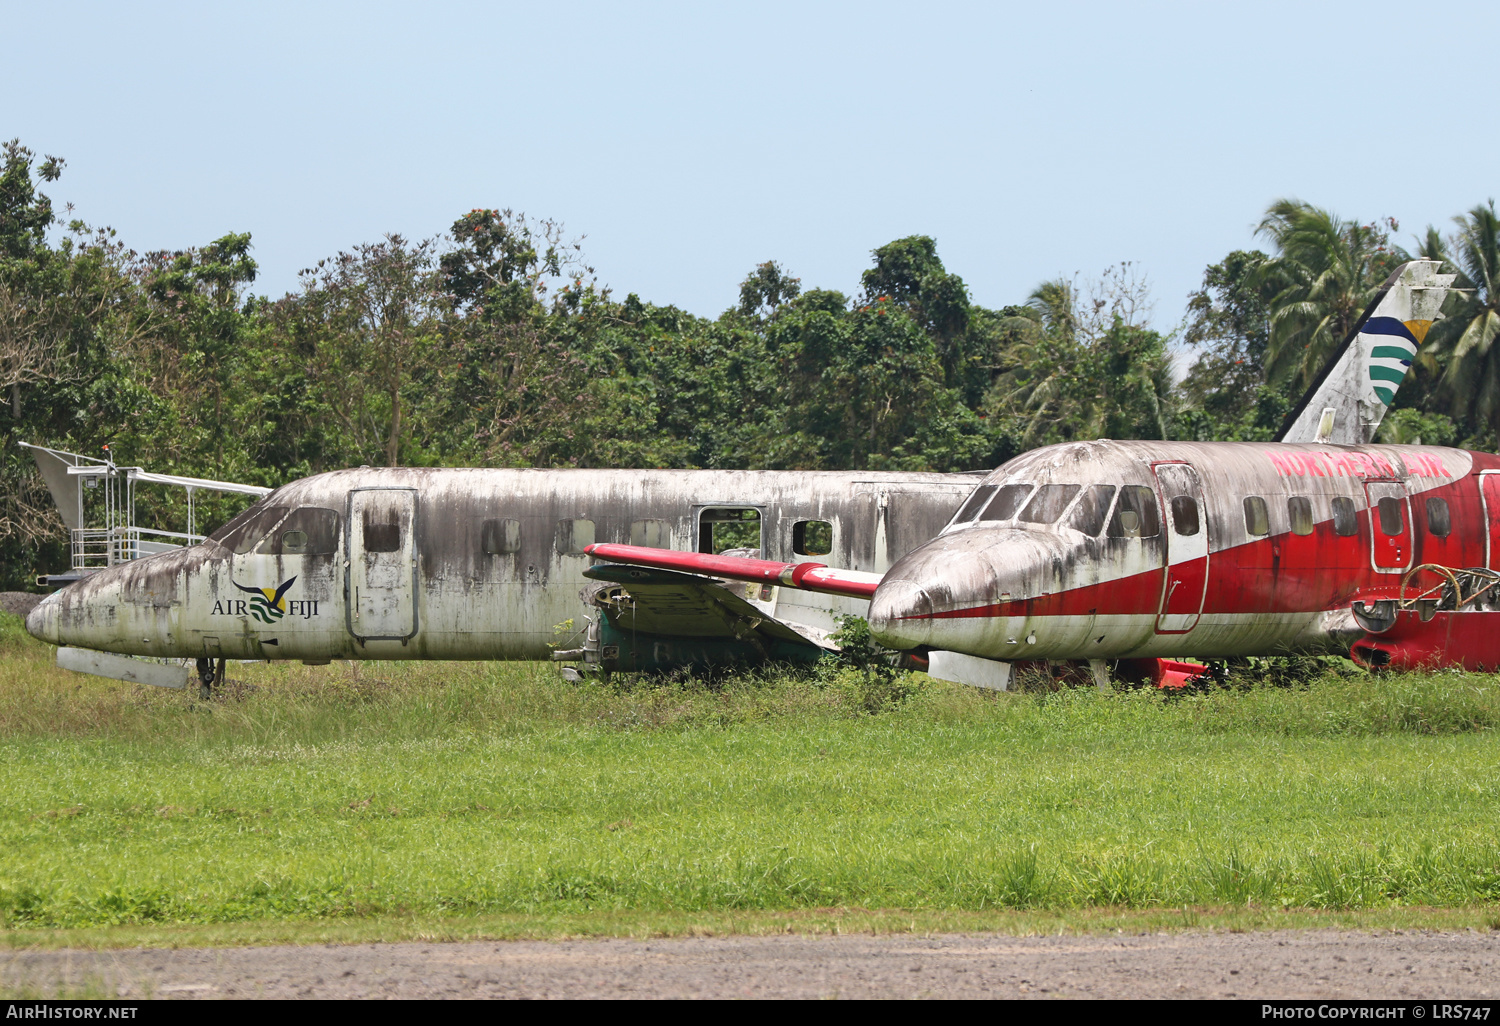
[213,599,320,618]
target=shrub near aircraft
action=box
[588,261,1500,688]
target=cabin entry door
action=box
[1153,462,1209,634]
[1363,481,1412,574]
[1481,473,1500,570]
[346,488,418,642]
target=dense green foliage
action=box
[2,139,1495,587]
[0,616,1498,928]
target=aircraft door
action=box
[1364,481,1411,573]
[1481,473,1500,570]
[1153,462,1209,633]
[346,488,418,641]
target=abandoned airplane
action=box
[26,259,1480,692]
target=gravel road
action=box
[3,929,1497,999]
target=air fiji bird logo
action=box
[232,578,297,624]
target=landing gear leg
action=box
[196,657,217,700]
[1089,658,1112,692]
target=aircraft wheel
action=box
[195,657,218,700]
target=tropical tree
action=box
[1428,201,1500,440]
[737,260,801,319]
[1255,200,1402,391]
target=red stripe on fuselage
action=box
[909,470,1493,622]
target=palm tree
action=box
[1026,277,1077,342]
[1255,200,1397,391]
[1430,201,1500,438]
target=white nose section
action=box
[25,593,60,645]
[867,580,933,650]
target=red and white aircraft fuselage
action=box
[865,439,1496,670]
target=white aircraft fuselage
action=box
[26,467,977,663]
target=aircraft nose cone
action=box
[868,580,934,650]
[26,593,59,646]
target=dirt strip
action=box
[3,928,1498,999]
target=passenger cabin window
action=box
[1019,484,1082,525]
[554,518,595,555]
[1169,495,1200,537]
[1426,497,1451,538]
[481,518,521,555]
[1377,497,1405,536]
[362,507,402,553]
[1107,486,1160,538]
[1066,485,1115,536]
[630,519,669,548]
[978,484,1033,521]
[1243,496,1269,537]
[1287,496,1314,537]
[699,507,761,555]
[1331,497,1358,537]
[211,505,289,555]
[953,485,997,523]
[259,507,340,555]
[793,520,832,556]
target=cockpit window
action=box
[1066,485,1116,536]
[978,484,1033,521]
[1107,486,1160,539]
[208,505,289,555]
[953,485,997,523]
[258,507,341,555]
[1018,484,1082,525]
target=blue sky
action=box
[5,1,1495,334]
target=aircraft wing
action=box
[582,562,834,647]
[583,543,882,599]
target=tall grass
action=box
[1,612,1498,929]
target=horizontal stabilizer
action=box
[584,543,883,599]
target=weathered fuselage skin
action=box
[868,440,1499,662]
[27,467,978,662]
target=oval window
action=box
[1377,496,1404,536]
[1287,496,1314,536]
[1426,497,1451,538]
[1169,495,1200,537]
[1243,496,1269,537]
[1331,497,1358,537]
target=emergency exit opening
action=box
[699,507,762,555]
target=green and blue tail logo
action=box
[232,577,297,624]
[1362,316,1433,406]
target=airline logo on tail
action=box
[1279,260,1454,445]
[1362,316,1432,407]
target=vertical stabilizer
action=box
[1277,259,1454,444]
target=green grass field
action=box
[1,611,1498,947]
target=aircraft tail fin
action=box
[1277,259,1454,445]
